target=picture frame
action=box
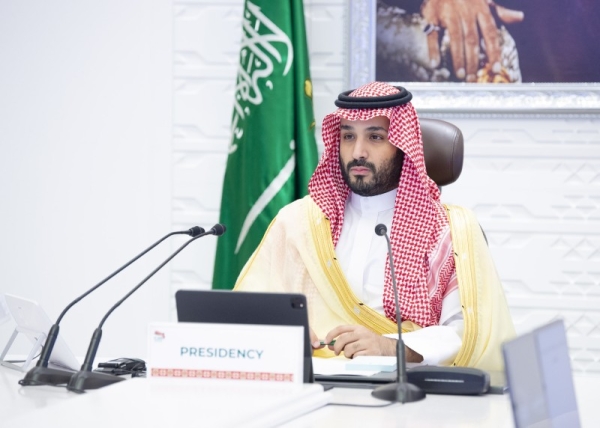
[347,0,600,114]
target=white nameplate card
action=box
[148,322,304,384]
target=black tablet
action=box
[175,289,314,383]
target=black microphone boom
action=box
[371,223,425,403]
[66,224,226,393]
[19,226,204,387]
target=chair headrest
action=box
[420,118,464,186]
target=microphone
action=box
[19,226,204,387]
[371,223,425,403]
[206,223,226,236]
[66,224,226,393]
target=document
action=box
[312,356,392,376]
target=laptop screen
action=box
[503,319,580,428]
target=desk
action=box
[2,366,599,427]
[284,386,513,427]
[286,375,600,427]
[2,368,328,428]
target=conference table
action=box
[2,364,599,427]
[289,376,599,427]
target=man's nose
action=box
[352,136,368,159]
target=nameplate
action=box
[147,322,304,384]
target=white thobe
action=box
[335,190,463,365]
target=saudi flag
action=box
[212,0,318,290]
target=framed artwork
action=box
[347,0,600,113]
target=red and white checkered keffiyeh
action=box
[308,82,454,327]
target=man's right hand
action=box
[421,0,501,82]
[310,328,324,351]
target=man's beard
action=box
[339,150,404,197]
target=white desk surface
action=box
[2,366,599,427]
[287,375,599,427]
[2,367,328,428]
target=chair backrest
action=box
[420,118,464,187]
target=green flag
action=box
[212,0,318,290]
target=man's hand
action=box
[324,325,424,362]
[325,325,395,358]
[421,0,501,82]
[310,328,324,352]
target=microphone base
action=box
[19,366,75,386]
[371,381,426,403]
[66,370,125,393]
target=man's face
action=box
[339,116,404,197]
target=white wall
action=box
[0,0,172,360]
[439,115,600,373]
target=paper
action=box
[345,356,397,372]
[0,294,10,326]
[312,357,379,376]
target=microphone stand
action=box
[371,224,425,403]
[19,227,204,387]
[67,224,226,393]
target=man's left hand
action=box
[324,325,396,358]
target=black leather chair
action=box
[420,118,464,188]
[420,119,488,242]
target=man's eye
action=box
[370,134,384,140]
[342,134,354,140]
